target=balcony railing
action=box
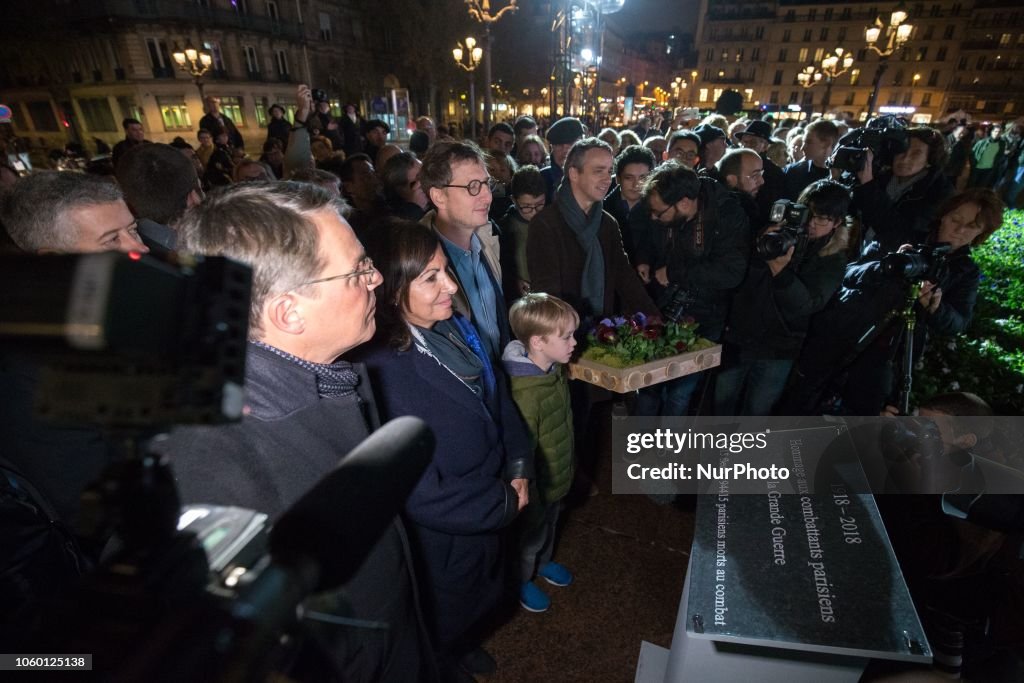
[36,0,304,41]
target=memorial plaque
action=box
[684,424,931,663]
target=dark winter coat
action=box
[663,177,752,341]
[724,224,851,359]
[155,343,433,683]
[357,320,533,648]
[782,160,831,201]
[851,167,954,251]
[526,201,657,323]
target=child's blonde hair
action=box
[509,293,579,343]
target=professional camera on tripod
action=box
[0,252,433,680]
[828,115,910,176]
[880,242,952,284]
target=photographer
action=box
[635,162,751,416]
[785,188,1004,416]
[714,180,851,416]
[850,126,954,252]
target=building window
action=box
[712,88,723,102]
[157,96,192,131]
[841,8,851,20]
[976,56,985,70]
[117,96,143,122]
[145,37,173,78]
[802,29,812,42]
[930,4,940,17]
[699,88,708,103]
[820,28,828,41]
[798,48,808,63]
[755,27,764,39]
[77,97,117,132]
[952,4,961,16]
[957,56,967,70]
[319,12,332,41]
[916,47,927,61]
[784,10,794,22]
[782,29,790,43]
[893,69,904,85]
[936,47,946,62]
[275,49,290,79]
[1000,33,1011,46]
[744,88,753,102]
[266,1,279,21]
[928,70,940,86]
[922,92,932,106]
[751,48,760,61]
[903,91,913,105]
[944,25,954,40]
[845,91,855,105]
[924,25,934,40]
[27,100,60,131]
[234,0,249,14]
[778,48,787,62]
[254,96,270,127]
[244,46,260,75]
[807,9,816,20]
[838,27,847,42]
[704,68,710,80]
[773,70,783,85]
[721,48,729,61]
[203,41,226,73]
[824,8,833,21]
[788,91,798,104]
[706,48,714,62]
[769,90,779,104]
[735,48,743,63]
[814,48,824,63]
[850,69,860,86]
[219,96,245,127]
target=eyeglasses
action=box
[669,150,699,160]
[809,214,837,225]
[294,258,379,288]
[517,202,545,214]
[442,177,498,196]
[651,201,677,222]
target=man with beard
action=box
[635,163,751,415]
[715,148,766,232]
[735,119,786,221]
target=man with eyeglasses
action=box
[735,119,786,222]
[419,140,509,361]
[605,144,657,273]
[156,181,435,681]
[498,164,547,302]
[635,162,750,416]
[715,148,767,232]
[715,179,852,416]
[664,131,701,169]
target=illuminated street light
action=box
[819,47,855,115]
[864,2,914,118]
[453,37,484,140]
[172,41,213,99]
[465,0,518,130]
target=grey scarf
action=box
[556,178,605,317]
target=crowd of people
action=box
[1,83,1021,681]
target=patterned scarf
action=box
[251,341,360,398]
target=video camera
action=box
[828,115,910,174]
[0,252,434,679]
[880,243,952,284]
[311,88,329,104]
[657,283,698,323]
[757,199,810,259]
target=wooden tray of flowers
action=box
[568,313,721,393]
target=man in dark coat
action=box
[735,119,785,222]
[637,162,751,415]
[539,117,586,202]
[782,119,839,200]
[154,181,435,682]
[199,96,244,150]
[527,137,657,326]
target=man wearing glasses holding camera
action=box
[419,140,509,361]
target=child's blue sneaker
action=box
[520,581,551,612]
[537,561,574,587]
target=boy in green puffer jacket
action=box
[503,293,579,613]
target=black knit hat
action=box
[546,117,586,145]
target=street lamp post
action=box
[864,3,914,119]
[465,0,518,132]
[172,41,213,99]
[820,47,855,116]
[453,38,484,140]
[797,65,823,121]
